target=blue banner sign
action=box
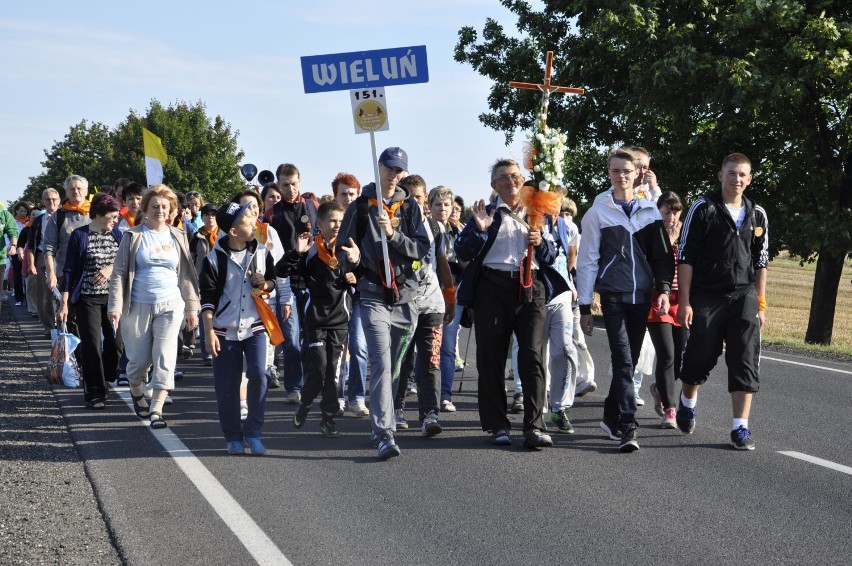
[301,45,429,93]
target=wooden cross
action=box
[509,51,584,127]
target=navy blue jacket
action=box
[454,205,567,307]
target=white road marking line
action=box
[115,389,292,566]
[779,451,852,476]
[760,356,852,375]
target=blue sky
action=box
[0,0,544,208]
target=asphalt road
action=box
[8,301,852,566]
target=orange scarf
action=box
[14,214,28,224]
[120,209,136,228]
[315,234,338,269]
[368,198,403,221]
[62,201,91,215]
[204,227,220,248]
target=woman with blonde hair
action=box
[108,184,200,429]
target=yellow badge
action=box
[754,226,764,237]
[328,257,339,269]
[391,217,400,228]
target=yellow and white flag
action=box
[142,127,167,187]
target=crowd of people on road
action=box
[4,146,769,458]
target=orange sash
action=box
[255,220,269,245]
[315,234,338,269]
[251,289,284,346]
[62,201,91,215]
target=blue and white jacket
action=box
[576,189,674,313]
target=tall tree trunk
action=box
[804,248,846,345]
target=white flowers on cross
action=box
[528,112,568,191]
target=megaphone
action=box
[258,169,275,186]
[240,164,258,183]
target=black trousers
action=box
[301,326,347,416]
[647,322,687,409]
[680,290,761,393]
[72,294,121,402]
[394,311,443,420]
[473,269,547,433]
[11,256,24,301]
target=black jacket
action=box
[678,189,769,296]
[276,243,361,330]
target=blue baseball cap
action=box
[379,147,408,170]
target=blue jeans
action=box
[600,297,650,429]
[213,333,269,441]
[280,287,310,392]
[339,298,367,402]
[439,304,463,400]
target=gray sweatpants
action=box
[361,298,417,436]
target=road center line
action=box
[760,356,852,375]
[115,389,292,566]
[778,451,852,476]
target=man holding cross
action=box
[455,159,569,449]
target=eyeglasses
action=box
[495,173,524,184]
[609,169,636,177]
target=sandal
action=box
[130,393,150,418]
[149,412,168,429]
[86,398,106,410]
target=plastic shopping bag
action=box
[45,322,82,388]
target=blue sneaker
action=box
[730,426,755,451]
[245,437,266,455]
[676,401,696,434]
[226,440,245,455]
[377,434,401,460]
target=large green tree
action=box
[19,99,245,206]
[22,120,115,203]
[108,100,245,204]
[456,0,852,345]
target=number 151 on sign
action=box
[350,87,389,134]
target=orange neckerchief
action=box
[203,227,220,248]
[315,234,338,269]
[14,214,28,224]
[120,209,136,228]
[255,220,269,245]
[368,198,403,221]
[62,201,91,215]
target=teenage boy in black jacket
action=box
[676,153,768,451]
[279,201,361,438]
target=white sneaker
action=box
[575,380,598,397]
[336,398,345,418]
[349,398,370,417]
[441,398,457,412]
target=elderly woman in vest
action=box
[108,184,199,429]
